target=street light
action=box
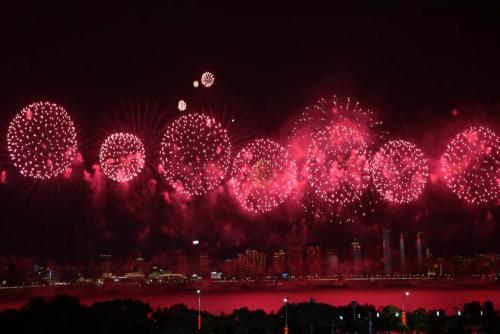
[196,289,201,331]
[283,297,289,334]
[403,291,410,312]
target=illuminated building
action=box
[271,250,286,274]
[222,259,238,279]
[325,250,339,276]
[238,249,267,278]
[99,254,112,276]
[351,238,362,273]
[416,232,424,273]
[306,246,322,277]
[400,232,407,273]
[287,246,304,277]
[383,229,391,275]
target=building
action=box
[222,259,238,279]
[287,246,304,277]
[400,232,407,273]
[383,229,391,275]
[325,250,339,276]
[416,232,424,274]
[99,254,112,276]
[271,250,286,274]
[425,247,435,275]
[238,249,267,278]
[306,246,322,277]
[351,238,362,273]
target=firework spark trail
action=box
[441,126,500,204]
[371,140,429,204]
[99,133,146,182]
[7,101,78,179]
[159,113,231,196]
[231,138,297,213]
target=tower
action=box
[416,232,424,273]
[400,232,407,273]
[383,229,391,275]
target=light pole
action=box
[284,297,289,334]
[402,290,410,312]
[196,289,201,331]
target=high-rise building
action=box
[99,254,112,276]
[287,246,304,277]
[400,232,407,273]
[425,247,435,275]
[306,246,322,277]
[222,258,238,279]
[351,238,362,272]
[271,250,286,274]
[325,250,339,276]
[238,249,267,278]
[416,232,424,273]
[134,255,145,274]
[383,229,391,275]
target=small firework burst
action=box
[7,101,78,179]
[201,71,215,88]
[178,100,187,111]
[193,80,199,88]
[159,113,231,196]
[441,126,500,204]
[99,133,146,182]
[371,140,429,204]
[232,138,297,213]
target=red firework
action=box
[159,113,231,196]
[231,138,297,213]
[99,133,146,182]
[307,122,371,206]
[441,126,500,204]
[371,140,429,204]
[7,101,78,179]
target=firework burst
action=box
[7,101,78,179]
[159,113,231,196]
[288,96,381,222]
[231,138,297,213]
[371,140,429,204]
[441,126,500,204]
[99,133,146,182]
[307,123,371,206]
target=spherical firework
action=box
[159,113,231,196]
[7,101,78,179]
[441,126,500,204]
[307,123,371,206]
[193,80,199,88]
[201,71,215,87]
[178,100,187,111]
[99,133,146,182]
[371,140,429,204]
[231,138,297,213]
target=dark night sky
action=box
[0,6,499,264]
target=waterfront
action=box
[1,287,500,314]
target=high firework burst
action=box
[288,96,382,222]
[201,71,215,88]
[307,123,371,206]
[99,133,146,182]
[231,138,297,213]
[371,140,429,204]
[159,113,231,196]
[441,126,500,204]
[7,101,78,179]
